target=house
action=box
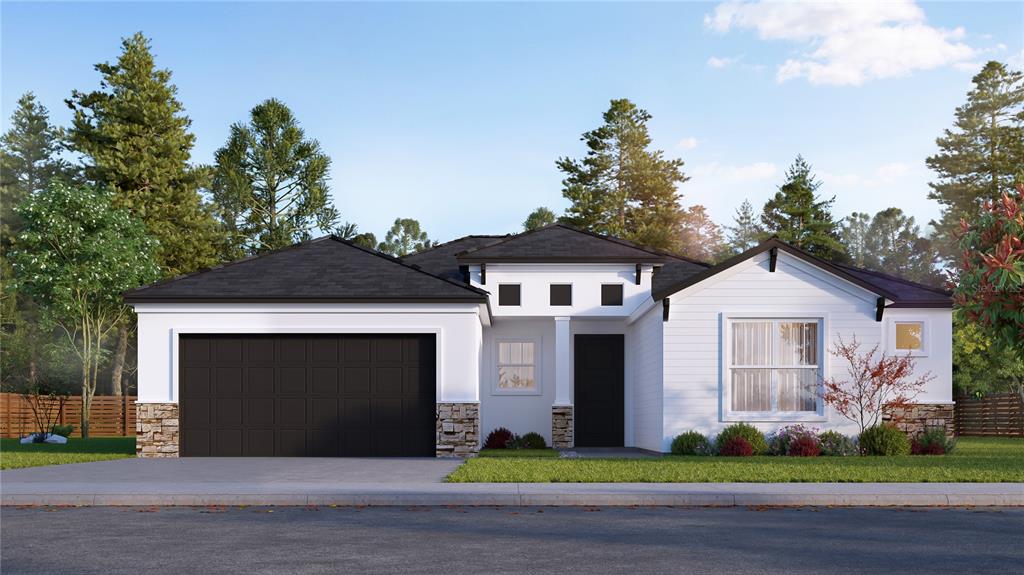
[125,224,953,457]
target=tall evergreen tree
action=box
[523,206,556,231]
[760,155,846,261]
[926,61,1024,262]
[377,218,434,257]
[556,99,687,251]
[677,205,727,263]
[863,208,941,286]
[67,32,220,276]
[211,98,338,254]
[724,199,764,254]
[840,212,872,267]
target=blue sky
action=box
[3,1,1022,243]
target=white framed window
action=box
[890,319,928,356]
[494,340,540,395]
[725,318,824,420]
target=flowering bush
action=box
[716,423,768,455]
[818,430,858,456]
[787,436,821,457]
[671,431,711,455]
[719,436,754,457]
[767,425,820,455]
[483,427,515,449]
[911,426,956,455]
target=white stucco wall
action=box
[660,250,953,451]
[133,303,483,404]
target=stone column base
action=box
[436,402,479,457]
[884,403,955,437]
[552,405,574,449]
[137,403,179,458]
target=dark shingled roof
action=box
[124,236,488,303]
[455,223,689,263]
[402,235,508,282]
[652,238,952,307]
[652,257,711,295]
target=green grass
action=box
[0,437,136,470]
[448,437,1024,483]
[478,448,559,458]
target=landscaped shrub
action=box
[50,424,74,438]
[716,423,768,455]
[859,424,911,456]
[911,426,956,455]
[484,427,515,449]
[671,431,711,455]
[719,436,754,457]
[818,430,858,456]
[767,424,819,455]
[518,432,547,450]
[787,435,821,457]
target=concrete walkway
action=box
[2,459,1021,506]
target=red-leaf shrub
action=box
[483,427,514,449]
[911,440,946,455]
[719,436,754,457]
[786,435,821,457]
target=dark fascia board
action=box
[652,238,911,302]
[124,296,488,304]
[456,255,667,264]
[885,301,954,309]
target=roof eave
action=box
[124,296,489,305]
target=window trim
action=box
[721,313,829,423]
[497,283,522,307]
[492,337,542,396]
[601,283,624,306]
[549,283,573,307]
[888,318,929,357]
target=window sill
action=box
[491,390,542,397]
[723,413,828,423]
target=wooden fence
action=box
[955,393,1024,437]
[0,392,136,438]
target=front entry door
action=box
[573,334,624,447]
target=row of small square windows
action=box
[496,284,623,307]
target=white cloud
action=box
[676,136,700,150]
[707,56,739,69]
[691,161,778,182]
[704,0,977,86]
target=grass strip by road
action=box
[0,437,136,470]
[448,437,1024,483]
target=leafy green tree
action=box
[67,32,220,276]
[352,233,378,250]
[523,207,556,231]
[557,99,687,250]
[863,208,941,286]
[840,212,872,267]
[725,199,764,254]
[677,205,727,262]
[760,155,846,261]
[927,61,1024,262]
[953,319,1024,397]
[377,218,435,257]
[952,183,1024,353]
[10,182,160,437]
[211,98,338,254]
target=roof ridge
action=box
[835,263,951,296]
[329,236,489,297]
[404,234,510,258]
[454,222,694,262]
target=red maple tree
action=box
[820,335,934,434]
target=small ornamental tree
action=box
[820,335,934,434]
[952,183,1024,354]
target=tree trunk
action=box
[81,377,90,439]
[109,325,128,397]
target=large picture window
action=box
[729,319,821,415]
[495,340,538,394]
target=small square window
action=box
[496,340,538,394]
[498,284,521,306]
[601,284,623,306]
[895,322,923,351]
[550,284,572,306]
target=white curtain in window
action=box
[779,322,817,365]
[731,368,771,411]
[732,321,772,365]
[498,342,536,390]
[777,368,818,411]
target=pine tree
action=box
[724,199,764,254]
[927,61,1024,262]
[840,212,872,267]
[863,208,941,286]
[557,99,687,250]
[211,98,338,254]
[523,207,556,231]
[377,218,435,257]
[760,155,846,261]
[67,32,220,276]
[677,205,727,263]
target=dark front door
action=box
[574,334,625,447]
[179,334,436,457]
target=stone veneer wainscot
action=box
[137,403,179,458]
[885,403,956,437]
[436,402,479,457]
[551,405,574,449]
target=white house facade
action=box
[126,225,953,457]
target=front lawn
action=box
[478,448,559,458]
[0,437,136,470]
[448,437,1024,483]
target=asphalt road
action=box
[2,506,1022,574]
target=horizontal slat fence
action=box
[0,393,136,438]
[955,393,1024,437]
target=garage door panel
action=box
[180,334,435,457]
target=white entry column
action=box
[552,316,574,448]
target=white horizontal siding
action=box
[630,304,664,452]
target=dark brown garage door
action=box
[179,334,436,457]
